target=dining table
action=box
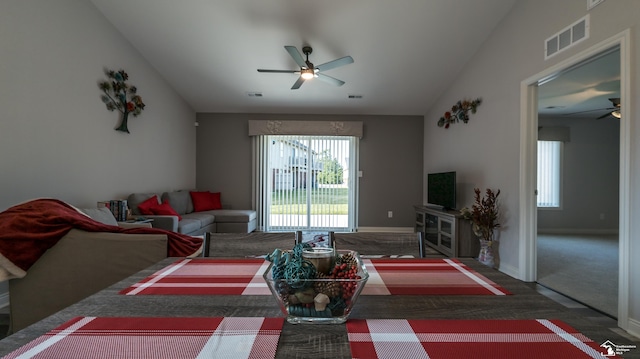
[0,234,636,359]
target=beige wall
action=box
[0,0,197,211]
[195,113,423,228]
[424,0,640,335]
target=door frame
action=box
[519,30,631,328]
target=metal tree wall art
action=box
[99,69,145,133]
[437,98,482,128]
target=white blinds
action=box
[253,135,357,232]
[537,140,562,208]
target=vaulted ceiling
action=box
[90,0,517,115]
[91,1,618,119]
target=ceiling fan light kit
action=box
[257,45,354,90]
[300,68,315,80]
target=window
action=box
[254,135,358,231]
[537,140,562,208]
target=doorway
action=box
[519,30,631,329]
[535,48,620,318]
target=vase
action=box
[115,111,130,133]
[478,239,494,267]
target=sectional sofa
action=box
[128,190,257,236]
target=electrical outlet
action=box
[388,211,393,218]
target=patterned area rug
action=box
[347,318,618,358]
[3,316,284,359]
[119,258,509,296]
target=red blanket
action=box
[0,198,202,280]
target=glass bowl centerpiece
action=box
[263,244,369,324]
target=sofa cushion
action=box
[177,218,201,234]
[210,209,256,223]
[128,193,161,215]
[137,195,161,215]
[80,207,118,226]
[190,191,222,212]
[150,200,182,220]
[182,212,216,227]
[162,190,193,215]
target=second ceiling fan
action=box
[258,46,354,89]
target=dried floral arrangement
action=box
[437,98,482,128]
[461,188,500,242]
[99,69,145,133]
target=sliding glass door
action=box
[256,135,357,232]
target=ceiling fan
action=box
[596,97,621,119]
[563,97,621,119]
[257,46,354,89]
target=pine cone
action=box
[314,273,341,298]
[337,252,358,270]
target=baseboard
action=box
[496,262,522,281]
[626,318,640,340]
[537,228,618,235]
[357,227,414,233]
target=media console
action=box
[414,205,478,257]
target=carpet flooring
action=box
[537,233,618,318]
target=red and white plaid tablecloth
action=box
[120,258,510,296]
[3,316,284,359]
[346,318,618,358]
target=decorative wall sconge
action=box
[99,69,145,133]
[438,98,482,129]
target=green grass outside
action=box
[271,188,348,215]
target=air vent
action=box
[587,0,605,10]
[348,94,363,99]
[246,92,263,97]
[545,15,589,60]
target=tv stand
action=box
[414,205,478,257]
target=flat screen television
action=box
[427,171,457,210]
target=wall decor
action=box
[99,69,145,133]
[437,98,482,128]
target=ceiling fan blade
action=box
[316,56,354,72]
[285,46,307,68]
[317,73,345,87]
[291,76,305,90]
[596,112,612,120]
[257,69,298,73]
[563,107,615,116]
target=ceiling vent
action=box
[246,92,263,97]
[348,94,363,99]
[545,15,589,60]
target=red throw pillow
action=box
[150,200,182,220]
[190,191,214,212]
[137,195,160,215]
[210,192,222,210]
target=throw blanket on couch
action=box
[0,199,203,281]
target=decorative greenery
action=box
[437,98,482,128]
[460,188,500,243]
[99,69,145,133]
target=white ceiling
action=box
[538,48,620,119]
[90,0,518,115]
